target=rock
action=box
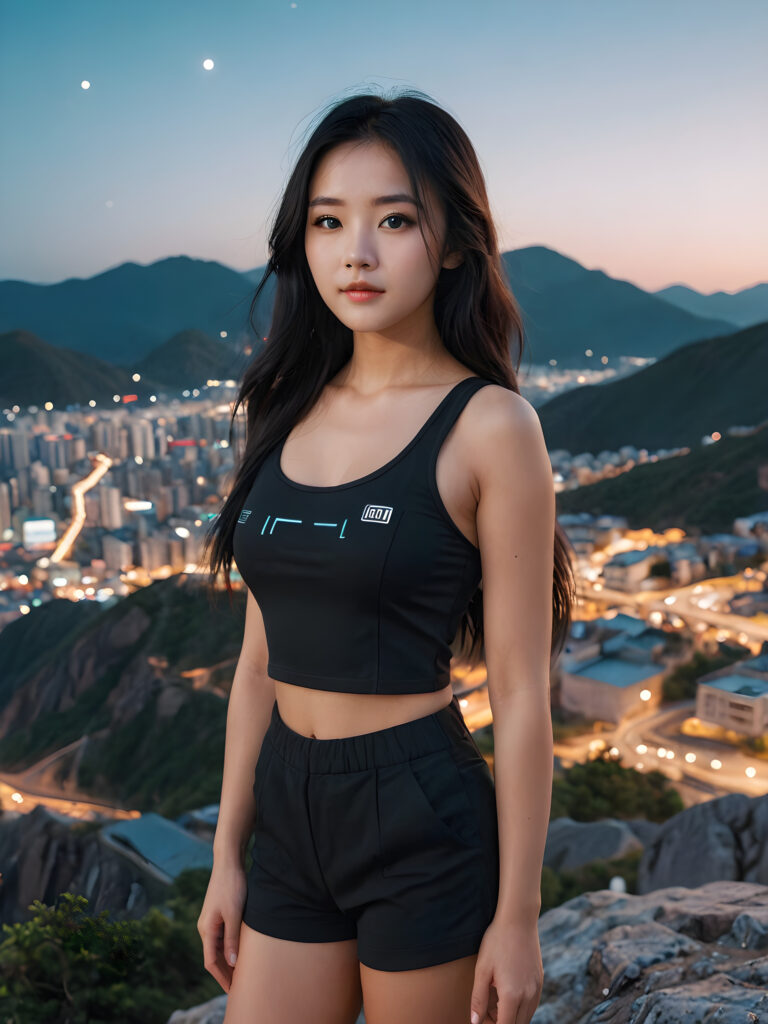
[165,993,367,1023]
[535,879,768,1022]
[0,603,152,740]
[0,804,166,924]
[167,883,768,1022]
[167,994,227,1024]
[544,817,645,871]
[637,793,768,892]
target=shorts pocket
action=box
[252,740,275,829]
[452,753,499,919]
[452,706,487,761]
[377,747,482,877]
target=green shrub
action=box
[551,750,684,823]
[0,878,219,1024]
[540,847,643,913]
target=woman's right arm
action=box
[198,589,275,991]
[213,588,275,868]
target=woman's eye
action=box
[312,213,412,230]
[382,213,412,229]
[314,215,340,229]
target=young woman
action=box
[199,90,575,1024]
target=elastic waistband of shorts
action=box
[266,694,473,773]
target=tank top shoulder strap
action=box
[405,375,495,478]
[425,375,494,449]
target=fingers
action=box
[470,962,494,1023]
[199,913,234,993]
[224,912,241,970]
[485,986,539,1024]
[471,975,505,1024]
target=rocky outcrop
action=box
[166,995,366,1024]
[544,817,654,871]
[535,879,768,1022]
[0,805,166,924]
[542,795,768,890]
[0,575,243,762]
[0,602,153,744]
[167,881,768,1023]
[637,792,768,892]
[0,575,243,815]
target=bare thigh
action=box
[361,952,478,1024]
[224,921,363,1024]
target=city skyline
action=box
[1,0,766,293]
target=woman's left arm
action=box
[470,387,556,1024]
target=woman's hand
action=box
[197,859,248,993]
[469,917,544,1024]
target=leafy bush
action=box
[540,847,643,912]
[0,875,219,1024]
[550,750,684,823]
[662,645,748,702]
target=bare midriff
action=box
[273,679,455,739]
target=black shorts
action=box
[243,694,499,972]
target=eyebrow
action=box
[308,193,421,209]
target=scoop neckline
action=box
[273,376,484,493]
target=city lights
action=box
[50,453,112,563]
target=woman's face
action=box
[304,140,458,335]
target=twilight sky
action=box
[1,0,765,293]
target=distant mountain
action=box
[501,246,738,368]
[135,328,247,389]
[654,282,768,329]
[0,329,156,407]
[555,424,767,536]
[538,320,768,453]
[0,256,258,364]
[1,247,742,369]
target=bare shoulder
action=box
[465,382,539,432]
[462,383,549,488]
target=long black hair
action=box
[205,87,576,664]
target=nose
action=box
[344,226,378,271]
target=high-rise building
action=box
[102,534,134,571]
[139,535,169,572]
[0,428,31,470]
[129,419,155,461]
[98,484,123,530]
[32,486,54,517]
[0,481,12,536]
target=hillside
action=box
[135,328,246,389]
[538,319,768,454]
[655,281,768,329]
[0,248,737,367]
[0,575,246,818]
[0,256,258,363]
[555,423,767,535]
[501,245,737,366]
[0,329,156,406]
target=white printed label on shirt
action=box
[361,504,393,524]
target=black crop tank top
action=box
[232,375,494,694]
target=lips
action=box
[343,283,383,292]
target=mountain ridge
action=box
[0,248,745,368]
